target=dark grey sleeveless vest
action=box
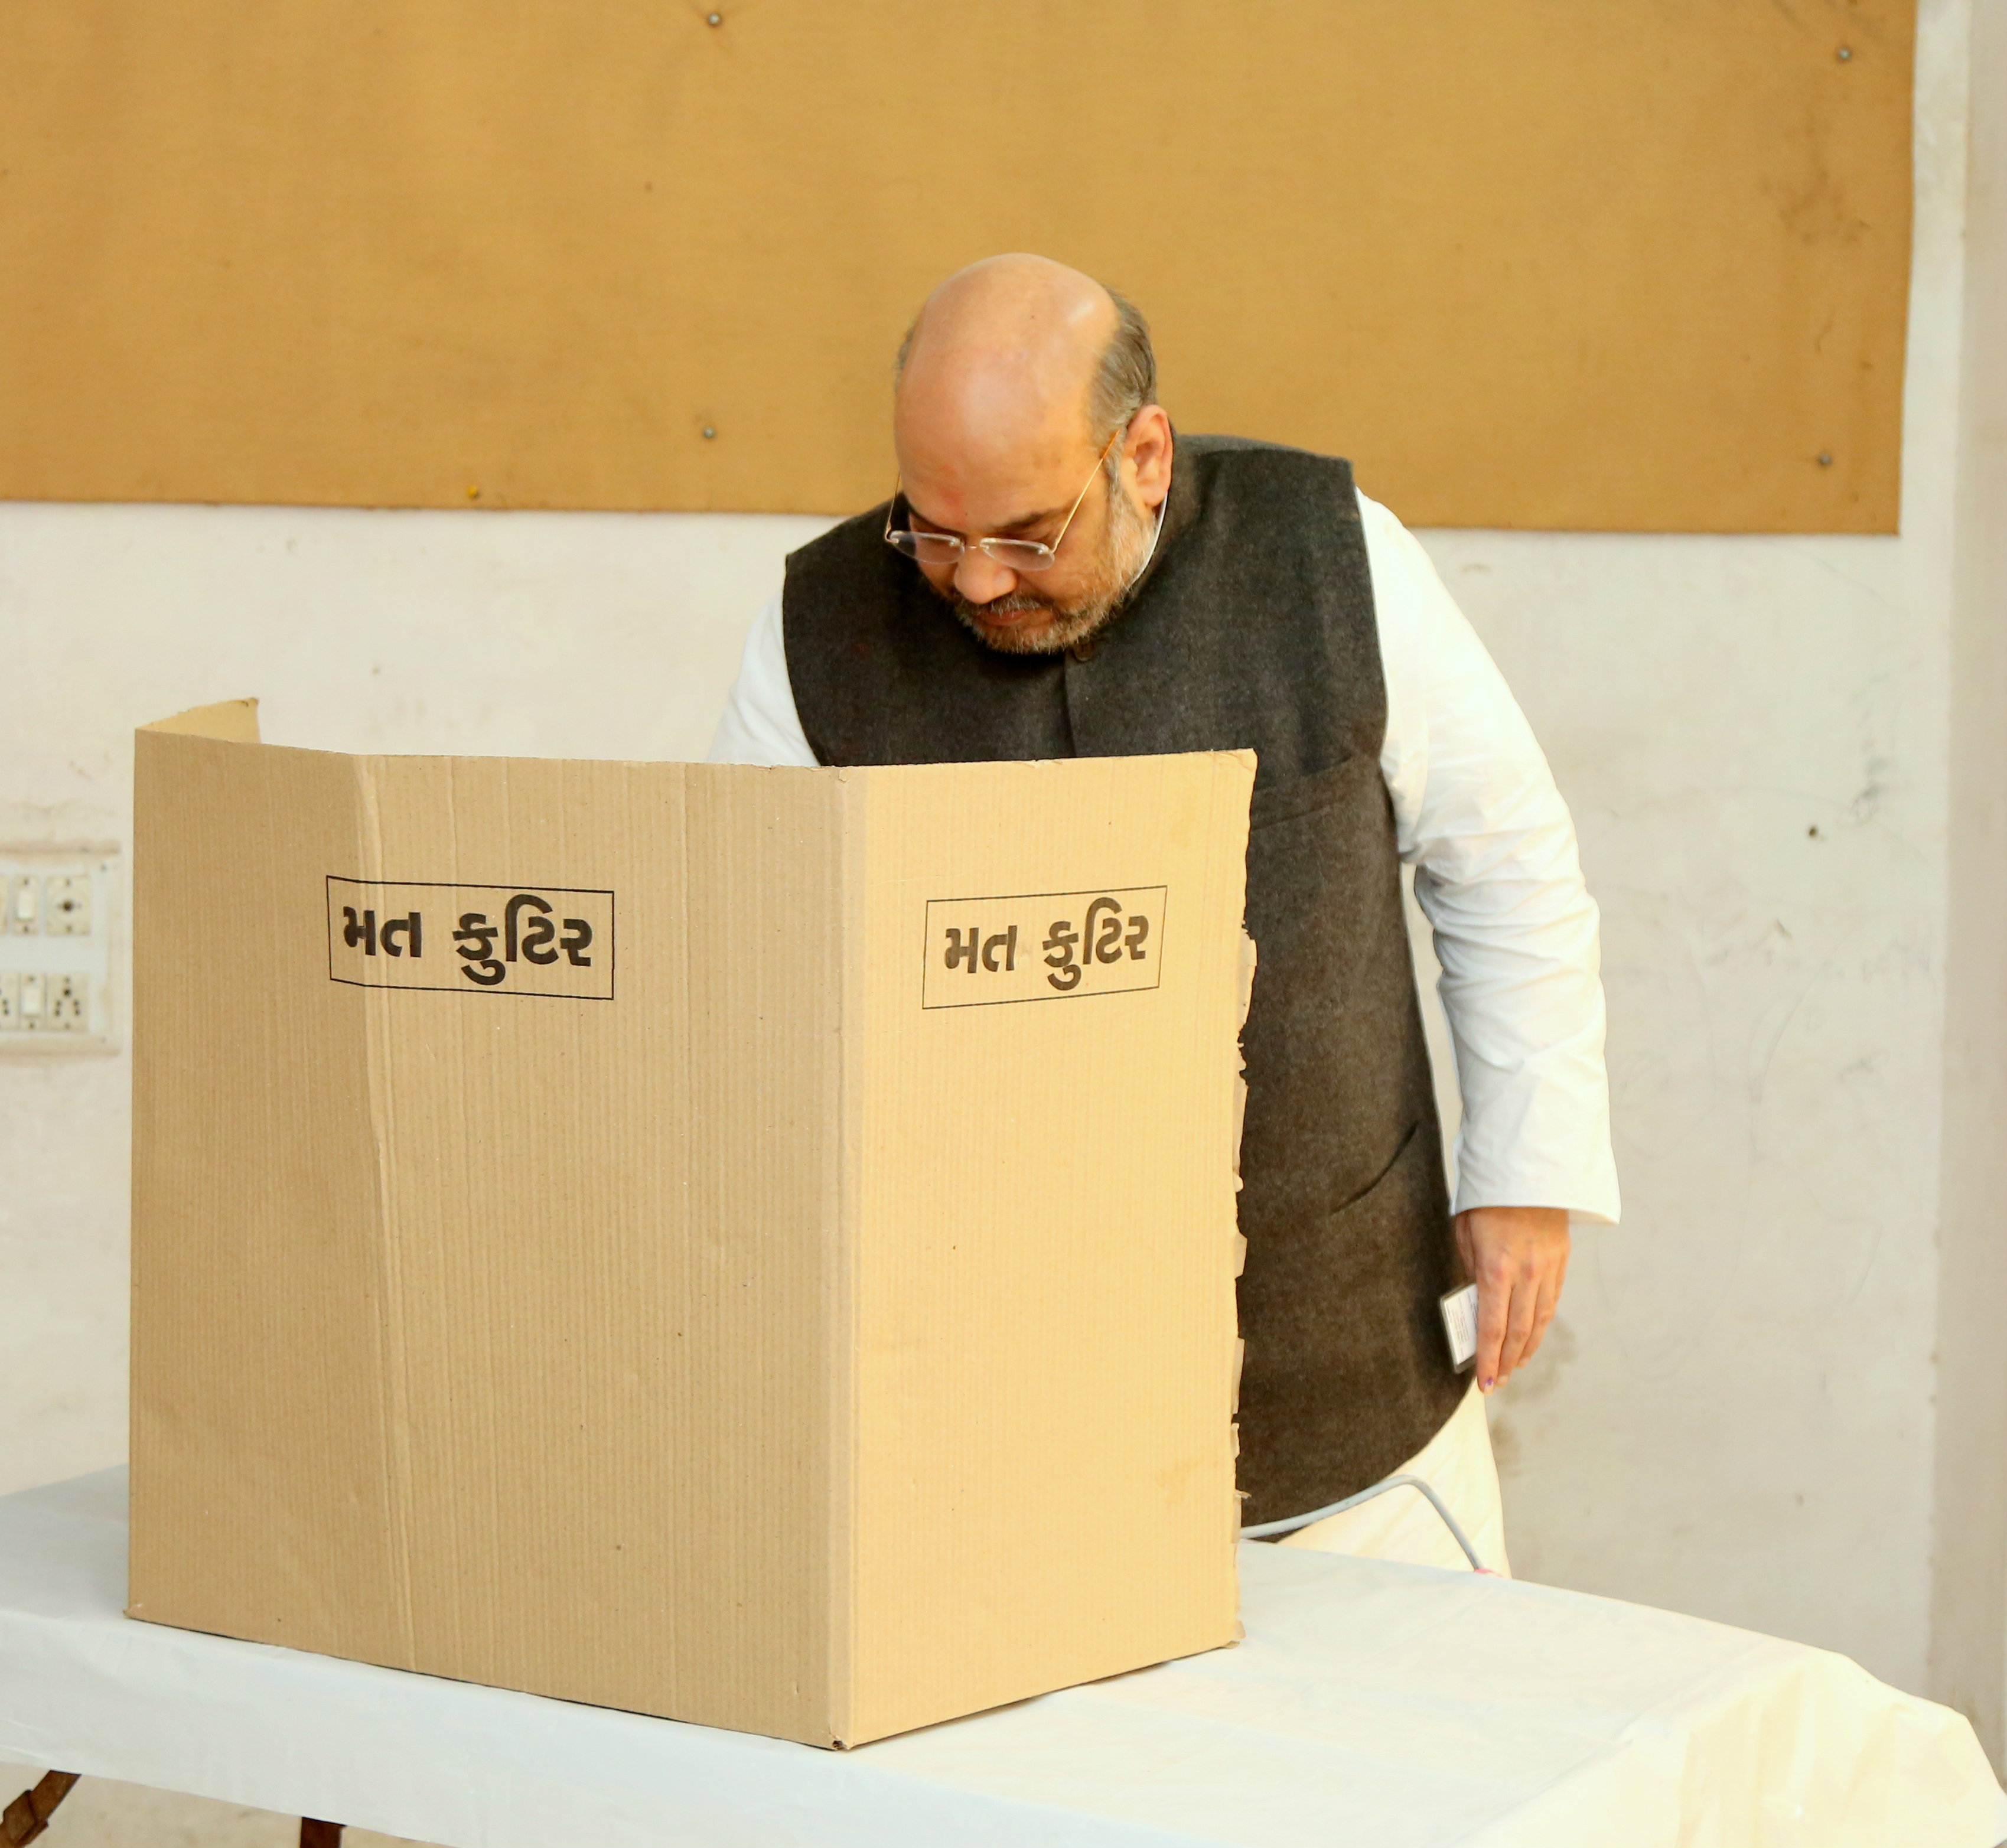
[782,434,1465,1523]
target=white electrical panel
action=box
[0,849,119,1052]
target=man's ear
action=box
[1125,406,1174,509]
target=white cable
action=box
[1239,1473,1487,1572]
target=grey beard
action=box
[936,485,1155,657]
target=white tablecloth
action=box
[1,1469,1999,1847]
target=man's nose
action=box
[953,549,1018,605]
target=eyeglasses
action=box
[884,429,1121,573]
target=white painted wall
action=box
[1449,522,1949,1687]
[0,0,1988,1730]
[1930,0,2007,1760]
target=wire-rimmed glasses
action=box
[883,430,1120,573]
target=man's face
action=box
[897,437,1156,657]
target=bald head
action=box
[895,255,1118,481]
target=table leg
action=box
[2,1772,79,1847]
[299,1820,343,1847]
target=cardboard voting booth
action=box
[126,701,1256,1748]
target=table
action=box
[1,1469,2001,1847]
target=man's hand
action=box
[1453,1206,1571,1394]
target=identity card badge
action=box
[1440,1283,1479,1373]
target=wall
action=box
[1422,0,1970,1679]
[0,0,1985,1720]
[1930,0,2007,1760]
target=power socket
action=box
[44,876,90,936]
[0,848,119,1052]
[45,975,88,1031]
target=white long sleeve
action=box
[708,586,817,768]
[708,492,1619,1225]
[1359,491,1618,1225]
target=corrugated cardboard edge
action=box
[829,768,867,1749]
[1228,765,1259,1641]
[139,698,262,744]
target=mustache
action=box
[953,589,1054,621]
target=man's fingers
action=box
[1473,1266,1510,1394]
[1455,1214,1506,1392]
[1495,1259,1542,1381]
[1520,1252,1567,1367]
[1454,1214,1480,1286]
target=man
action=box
[711,254,1618,1573]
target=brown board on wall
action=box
[0,1,1912,531]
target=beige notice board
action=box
[3,2,1912,532]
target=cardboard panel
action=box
[1,2,1911,530]
[131,739,852,1742]
[845,756,1250,1743]
[129,727,1250,1746]
[131,733,409,1664]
